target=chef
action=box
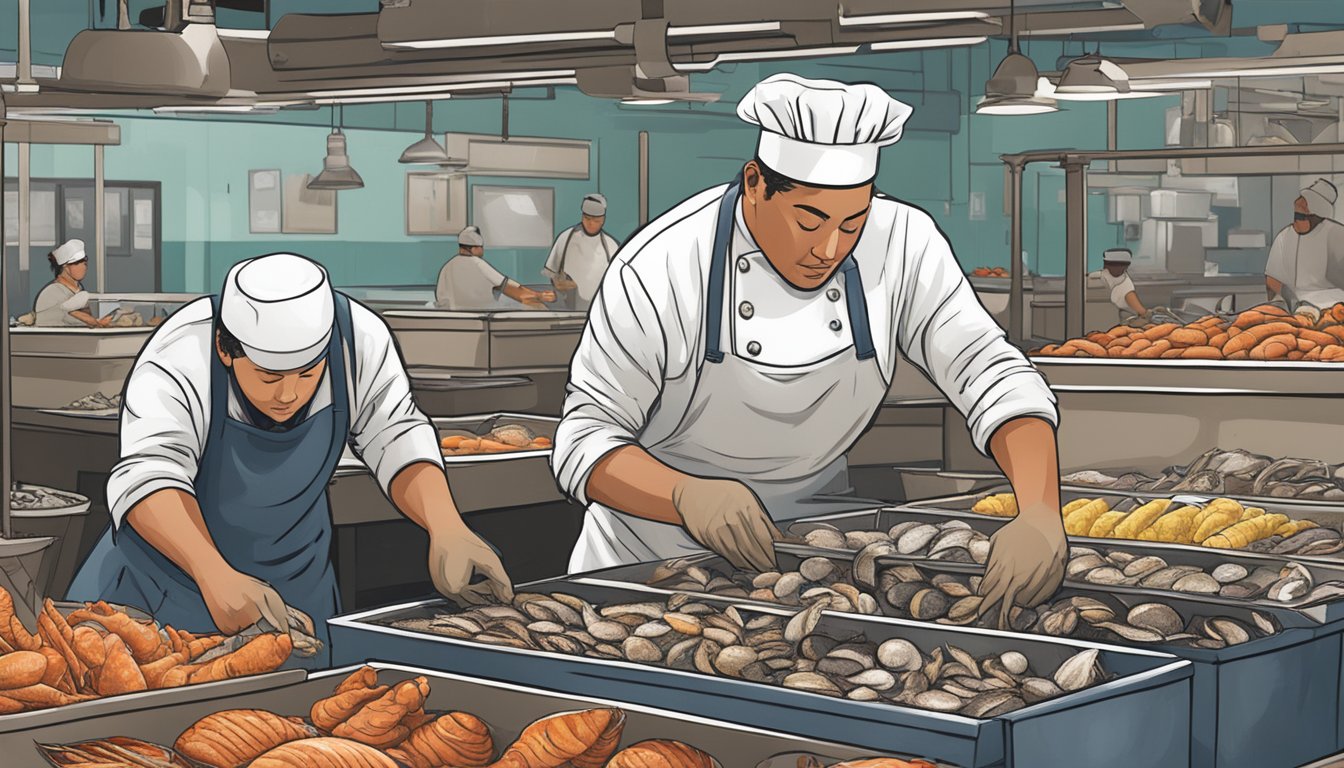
[1091,248,1148,320]
[436,226,555,311]
[33,239,112,327]
[1266,178,1344,310]
[542,193,621,310]
[68,253,514,666]
[553,74,1065,625]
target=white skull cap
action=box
[581,193,607,216]
[52,239,87,265]
[1301,178,1338,217]
[737,73,913,187]
[459,225,484,247]
[220,253,334,372]
[1102,248,1132,264]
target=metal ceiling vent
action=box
[58,1,233,97]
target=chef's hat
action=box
[459,226,484,247]
[1301,178,1338,217]
[737,73,914,187]
[1103,248,1132,264]
[220,253,334,372]
[581,193,607,217]
[52,239,87,265]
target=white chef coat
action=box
[553,183,1058,568]
[1093,270,1138,312]
[1267,219,1344,307]
[542,227,619,308]
[105,296,442,526]
[33,281,90,327]
[435,254,515,311]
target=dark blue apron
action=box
[68,293,354,669]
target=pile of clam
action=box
[1065,546,1344,605]
[388,592,1107,717]
[801,520,990,565]
[873,565,1280,649]
[647,557,881,615]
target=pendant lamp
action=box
[976,0,1057,115]
[309,105,364,190]
[399,101,466,167]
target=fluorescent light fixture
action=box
[621,98,676,105]
[152,104,279,113]
[1129,79,1213,91]
[976,95,1058,115]
[386,30,617,50]
[840,10,989,26]
[304,72,574,99]
[1139,62,1344,79]
[870,36,988,51]
[1019,23,1145,36]
[1036,77,1157,101]
[304,79,575,105]
[216,28,270,40]
[668,22,780,37]
[676,46,859,72]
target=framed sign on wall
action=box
[406,172,467,235]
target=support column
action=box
[1064,159,1089,341]
[638,131,650,226]
[16,0,36,90]
[95,145,106,293]
[0,94,11,540]
[1007,160,1025,344]
[17,143,30,313]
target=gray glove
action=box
[671,477,782,572]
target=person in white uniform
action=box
[1091,248,1148,320]
[553,74,1066,624]
[69,254,514,665]
[543,193,621,310]
[1266,178,1344,311]
[33,239,112,327]
[435,226,555,311]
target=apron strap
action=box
[840,258,878,361]
[704,181,742,364]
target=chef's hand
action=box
[553,277,578,292]
[96,316,114,328]
[672,476,782,572]
[429,529,514,606]
[200,568,290,636]
[537,289,557,304]
[977,507,1067,629]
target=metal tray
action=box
[2,662,954,768]
[573,553,1338,768]
[330,582,1192,768]
[1060,481,1344,517]
[1029,356,1344,396]
[9,483,91,518]
[786,507,1344,623]
[385,309,587,373]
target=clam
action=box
[896,524,939,555]
[1066,554,1107,579]
[968,538,991,565]
[946,596,983,625]
[1141,566,1201,590]
[1084,567,1127,586]
[1069,597,1116,624]
[877,638,922,672]
[1173,573,1221,595]
[745,614,780,631]
[773,572,806,601]
[885,582,927,614]
[909,589,952,621]
[853,541,899,588]
[635,621,671,639]
[940,681,978,699]
[847,686,881,702]
[806,529,848,549]
[1021,677,1063,704]
[665,638,700,670]
[817,656,866,677]
[1053,648,1104,692]
[1106,551,1137,566]
[663,613,703,636]
[901,670,930,696]
[714,645,758,677]
[1209,618,1250,646]
[784,603,826,643]
[1040,607,1079,637]
[1305,583,1344,604]
[856,594,881,615]
[999,651,1029,676]
[913,690,964,712]
[800,635,839,661]
[540,634,587,655]
[1268,576,1310,603]
[703,628,739,647]
[1069,546,1101,560]
[887,521,924,541]
[527,621,565,635]
[928,529,976,558]
[828,647,877,671]
[1096,622,1164,644]
[589,621,630,643]
[622,636,663,663]
[946,646,981,679]
[962,691,1024,718]
[1212,563,1248,584]
[846,531,893,550]
[753,571,783,589]
[694,639,722,675]
[1251,611,1278,635]
[800,557,840,582]
[1121,556,1168,579]
[1127,603,1182,637]
[933,576,974,599]
[846,669,897,691]
[783,672,842,696]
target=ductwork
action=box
[59,22,234,97]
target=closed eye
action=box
[797,220,820,232]
[840,225,861,235]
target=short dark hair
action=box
[753,158,798,200]
[48,254,63,278]
[217,324,246,359]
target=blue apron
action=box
[68,294,354,669]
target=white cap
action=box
[459,226,484,247]
[581,193,607,217]
[1301,178,1338,216]
[52,239,87,266]
[1102,248,1132,264]
[220,254,334,372]
[737,73,913,187]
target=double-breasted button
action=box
[829,319,844,332]
[826,288,842,302]
[739,301,754,319]
[737,258,750,273]
[746,341,762,356]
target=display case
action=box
[383,309,588,373]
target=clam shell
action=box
[783,672,842,696]
[774,572,806,600]
[806,529,848,549]
[753,571,783,589]
[622,636,663,662]
[1173,573,1222,595]
[897,525,940,555]
[1106,551,1137,566]
[800,558,840,582]
[901,670,930,695]
[885,582,927,614]
[940,682,978,699]
[817,656,866,677]
[933,578,974,599]
[539,634,586,655]
[999,651,1029,676]
[1122,556,1168,579]
[930,547,975,564]
[1268,576,1311,602]
[946,646,981,679]
[663,613,703,636]
[785,603,827,643]
[929,529,976,557]
[1069,546,1101,560]
[846,531,893,550]
[589,621,630,642]
[1251,611,1278,635]
[960,690,1020,718]
[714,645,758,677]
[909,589,952,621]
[1305,583,1344,605]
[1021,677,1063,704]
[853,542,899,588]
[969,538,991,565]
[887,521,924,541]
[703,628,739,647]
[527,621,565,635]
[1084,567,1127,585]
[1053,648,1103,692]
[828,647,876,670]
[847,686,880,702]
[1066,554,1107,579]
[1127,603,1183,637]
[946,596,984,625]
[1209,618,1250,646]
[846,669,897,691]
[1212,564,1248,584]
[1141,566,1201,590]
[694,639,722,675]
[913,690,964,712]
[1096,621,1164,644]
[856,594,880,615]
[877,638,922,672]
[1041,607,1079,636]
[635,621,671,639]
[800,634,839,661]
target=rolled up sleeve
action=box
[553,263,667,506]
[106,362,206,527]
[542,233,566,279]
[347,305,443,496]
[896,217,1058,455]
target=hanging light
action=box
[399,101,466,166]
[976,0,1057,115]
[309,105,365,190]
[1056,47,1128,96]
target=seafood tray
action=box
[331,582,1193,768]
[894,489,1344,562]
[4,663,946,768]
[330,413,562,521]
[384,309,588,373]
[785,510,1344,623]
